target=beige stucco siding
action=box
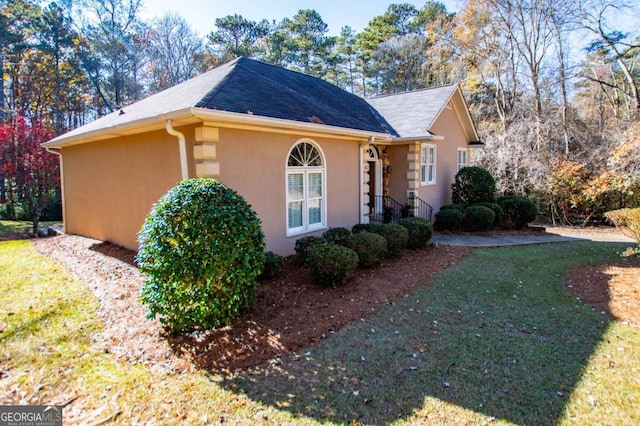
[215,128,360,255]
[61,130,183,250]
[416,106,470,213]
[387,145,410,202]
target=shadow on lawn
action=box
[221,242,621,424]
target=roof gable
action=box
[367,84,479,142]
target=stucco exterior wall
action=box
[215,128,361,255]
[61,125,362,256]
[387,145,410,202]
[416,106,471,213]
[61,130,184,250]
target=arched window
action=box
[286,140,326,235]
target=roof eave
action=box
[42,107,394,149]
[42,108,199,148]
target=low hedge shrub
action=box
[462,205,495,231]
[346,232,388,268]
[474,202,504,227]
[260,251,284,279]
[398,217,433,248]
[352,223,381,234]
[434,208,463,232]
[374,223,409,256]
[308,243,359,286]
[322,227,351,246]
[498,196,538,229]
[294,236,326,264]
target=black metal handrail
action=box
[370,195,403,223]
[408,193,433,222]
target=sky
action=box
[138,0,462,37]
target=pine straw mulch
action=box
[564,253,640,326]
[31,228,639,376]
[32,235,470,374]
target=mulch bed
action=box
[33,235,470,373]
[31,227,638,374]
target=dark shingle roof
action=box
[367,85,459,138]
[196,58,397,135]
[45,57,397,147]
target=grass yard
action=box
[1,239,639,425]
[0,220,62,238]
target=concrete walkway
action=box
[432,227,636,247]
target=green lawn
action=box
[1,239,638,425]
[0,220,62,238]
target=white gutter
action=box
[165,120,189,181]
[44,146,67,233]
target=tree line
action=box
[1,0,639,229]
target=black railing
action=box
[408,193,433,222]
[369,194,434,223]
[370,195,403,223]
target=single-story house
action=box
[43,57,482,255]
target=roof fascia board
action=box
[43,108,198,148]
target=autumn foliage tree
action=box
[0,113,60,234]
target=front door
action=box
[367,147,383,220]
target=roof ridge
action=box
[235,58,397,135]
[369,83,458,100]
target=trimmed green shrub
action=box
[308,244,359,286]
[322,227,351,245]
[137,178,265,333]
[352,223,381,234]
[434,208,463,231]
[498,196,538,229]
[374,223,409,256]
[462,205,495,231]
[398,217,433,248]
[474,202,504,227]
[451,166,497,207]
[294,236,326,264]
[440,203,464,212]
[346,232,388,268]
[260,251,283,279]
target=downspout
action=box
[165,120,189,181]
[359,137,374,224]
[45,146,66,233]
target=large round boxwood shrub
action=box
[308,243,359,286]
[398,217,433,248]
[346,232,388,268]
[451,166,496,207]
[137,178,265,333]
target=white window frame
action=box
[286,139,327,237]
[420,143,436,186]
[457,148,468,172]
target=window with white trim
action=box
[457,148,468,171]
[286,140,326,235]
[420,144,436,185]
